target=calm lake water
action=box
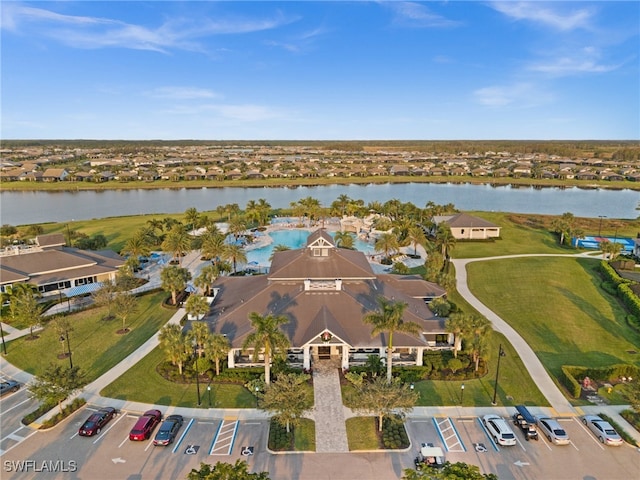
[1,183,637,225]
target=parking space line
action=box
[209,422,222,455]
[93,412,128,444]
[172,418,195,454]
[0,398,31,417]
[573,418,604,451]
[118,434,129,448]
[432,417,465,452]
[144,438,154,451]
[209,419,239,455]
[477,418,500,452]
[0,429,37,457]
[69,431,79,440]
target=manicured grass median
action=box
[5,291,173,382]
[100,347,257,408]
[346,417,379,451]
[466,256,640,403]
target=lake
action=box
[0,182,637,225]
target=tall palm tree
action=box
[334,231,354,249]
[435,224,456,259]
[200,231,226,263]
[162,225,192,265]
[222,243,247,275]
[160,265,192,305]
[242,312,290,384]
[445,313,468,358]
[205,333,231,376]
[121,229,152,260]
[185,295,211,323]
[256,198,272,226]
[269,244,290,261]
[194,264,218,296]
[363,297,421,383]
[190,320,211,357]
[407,225,427,257]
[245,200,260,227]
[184,207,201,231]
[374,232,400,261]
[159,324,191,375]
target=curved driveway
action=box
[451,253,603,415]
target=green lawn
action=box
[293,418,316,451]
[346,417,379,451]
[100,347,257,408]
[5,291,173,381]
[466,256,640,401]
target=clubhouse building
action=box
[208,229,453,370]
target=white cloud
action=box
[146,87,220,100]
[528,46,622,76]
[1,4,297,53]
[473,83,553,108]
[386,2,461,28]
[489,1,593,31]
[161,102,283,122]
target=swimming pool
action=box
[246,229,376,266]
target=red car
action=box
[78,407,117,437]
[129,409,162,441]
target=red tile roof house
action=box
[207,229,452,371]
[432,213,501,240]
[0,234,124,298]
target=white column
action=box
[303,346,311,370]
[416,347,424,366]
[228,349,236,368]
[342,346,349,370]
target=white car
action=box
[582,415,624,446]
[482,414,517,446]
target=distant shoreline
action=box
[1,176,639,192]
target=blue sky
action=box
[2,1,638,140]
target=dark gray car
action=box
[0,380,20,397]
[153,415,183,446]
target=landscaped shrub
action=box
[41,398,86,429]
[216,367,263,383]
[268,418,293,451]
[561,364,640,398]
[381,416,409,449]
[619,284,640,319]
[22,400,57,426]
[395,366,429,383]
[560,366,582,398]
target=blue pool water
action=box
[246,229,376,265]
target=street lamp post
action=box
[492,344,506,405]
[255,386,259,408]
[59,331,73,369]
[460,383,465,406]
[0,323,6,355]
[207,384,212,408]
[194,348,201,406]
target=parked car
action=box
[0,380,20,397]
[536,416,570,445]
[153,415,184,446]
[512,405,538,441]
[582,415,624,446]
[129,409,162,441]
[78,407,117,436]
[414,443,445,470]
[482,414,517,446]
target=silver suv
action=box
[482,414,517,446]
[536,416,570,445]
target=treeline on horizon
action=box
[3,139,640,161]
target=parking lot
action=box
[1,401,639,479]
[407,414,640,480]
[0,378,39,458]
[1,404,269,479]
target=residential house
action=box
[432,213,501,240]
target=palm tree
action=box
[227,217,247,241]
[363,297,421,382]
[445,313,468,359]
[160,265,192,305]
[194,264,218,296]
[551,212,576,246]
[121,229,151,261]
[8,283,42,338]
[200,231,226,263]
[374,232,400,261]
[331,194,352,217]
[185,294,210,323]
[190,320,211,357]
[242,312,290,384]
[269,244,290,261]
[205,333,231,376]
[222,243,247,275]
[256,198,272,226]
[407,225,427,257]
[159,324,191,375]
[600,239,623,260]
[334,231,354,249]
[435,224,456,259]
[245,200,260,227]
[184,207,201,231]
[162,225,192,265]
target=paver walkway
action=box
[312,361,349,453]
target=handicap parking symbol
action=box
[241,446,254,456]
[184,445,200,455]
[474,443,487,453]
